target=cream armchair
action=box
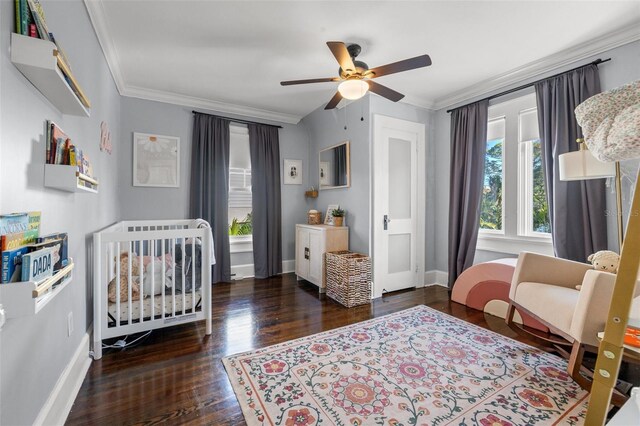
[506,252,640,402]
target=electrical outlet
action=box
[67,312,73,337]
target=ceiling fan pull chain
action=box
[344,102,348,130]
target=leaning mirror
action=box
[319,141,350,190]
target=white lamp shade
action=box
[338,80,369,100]
[558,149,616,181]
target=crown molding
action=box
[84,0,301,125]
[431,21,640,111]
[122,85,302,124]
[84,0,126,94]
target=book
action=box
[29,23,36,38]
[35,232,68,271]
[50,122,68,165]
[0,212,29,235]
[20,0,29,36]
[26,0,50,41]
[15,0,21,34]
[1,229,38,251]
[1,245,29,283]
[28,211,41,232]
[21,247,53,283]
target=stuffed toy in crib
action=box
[107,252,175,302]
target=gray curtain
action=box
[248,124,282,278]
[334,144,347,186]
[448,100,490,289]
[189,113,231,283]
[535,64,608,262]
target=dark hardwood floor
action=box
[65,274,623,425]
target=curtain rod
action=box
[446,58,611,113]
[191,110,283,129]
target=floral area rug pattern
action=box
[222,305,588,425]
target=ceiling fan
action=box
[281,41,432,110]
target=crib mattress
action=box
[108,292,201,322]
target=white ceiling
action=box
[86,1,640,123]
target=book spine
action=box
[15,0,21,34]
[20,0,28,36]
[20,254,30,282]
[1,251,9,283]
[29,23,36,38]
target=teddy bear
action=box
[576,250,620,290]
[108,252,141,303]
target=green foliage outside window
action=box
[229,213,252,235]
[532,141,550,233]
[480,140,503,230]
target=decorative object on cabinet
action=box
[133,133,180,187]
[325,251,371,307]
[324,204,339,225]
[319,141,350,189]
[331,208,345,226]
[10,33,90,116]
[295,224,348,292]
[100,121,112,154]
[283,159,302,185]
[307,210,322,225]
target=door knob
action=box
[384,215,391,230]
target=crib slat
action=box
[128,242,132,324]
[191,239,196,313]
[172,238,176,317]
[150,239,155,320]
[139,241,144,323]
[115,242,120,328]
[181,238,186,315]
[161,239,166,320]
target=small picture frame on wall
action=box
[133,133,180,187]
[283,159,302,185]
[325,204,339,225]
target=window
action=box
[480,118,505,232]
[477,93,552,255]
[228,125,252,252]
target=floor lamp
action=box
[558,138,622,248]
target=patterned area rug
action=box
[222,305,588,425]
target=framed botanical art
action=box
[283,159,302,185]
[324,204,339,225]
[133,133,180,187]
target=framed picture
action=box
[325,204,339,225]
[319,161,330,186]
[283,159,302,185]
[133,133,180,187]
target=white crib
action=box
[92,220,212,359]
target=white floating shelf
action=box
[0,261,74,318]
[44,164,99,193]
[10,33,89,117]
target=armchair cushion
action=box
[514,282,580,337]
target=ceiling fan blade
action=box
[367,80,404,102]
[326,41,356,74]
[280,77,339,86]
[368,54,432,78]
[324,91,343,110]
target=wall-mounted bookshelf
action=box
[44,164,98,193]
[10,33,90,117]
[0,260,74,318]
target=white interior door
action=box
[373,115,425,297]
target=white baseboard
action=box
[231,260,295,280]
[34,332,92,426]
[424,270,449,287]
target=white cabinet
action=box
[295,224,349,292]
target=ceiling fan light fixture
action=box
[338,79,369,100]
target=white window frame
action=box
[477,93,552,256]
[228,124,253,253]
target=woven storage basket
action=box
[325,251,372,308]
[308,212,322,225]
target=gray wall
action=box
[0,1,122,424]
[368,96,436,272]
[118,96,309,263]
[303,98,371,254]
[433,40,640,273]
